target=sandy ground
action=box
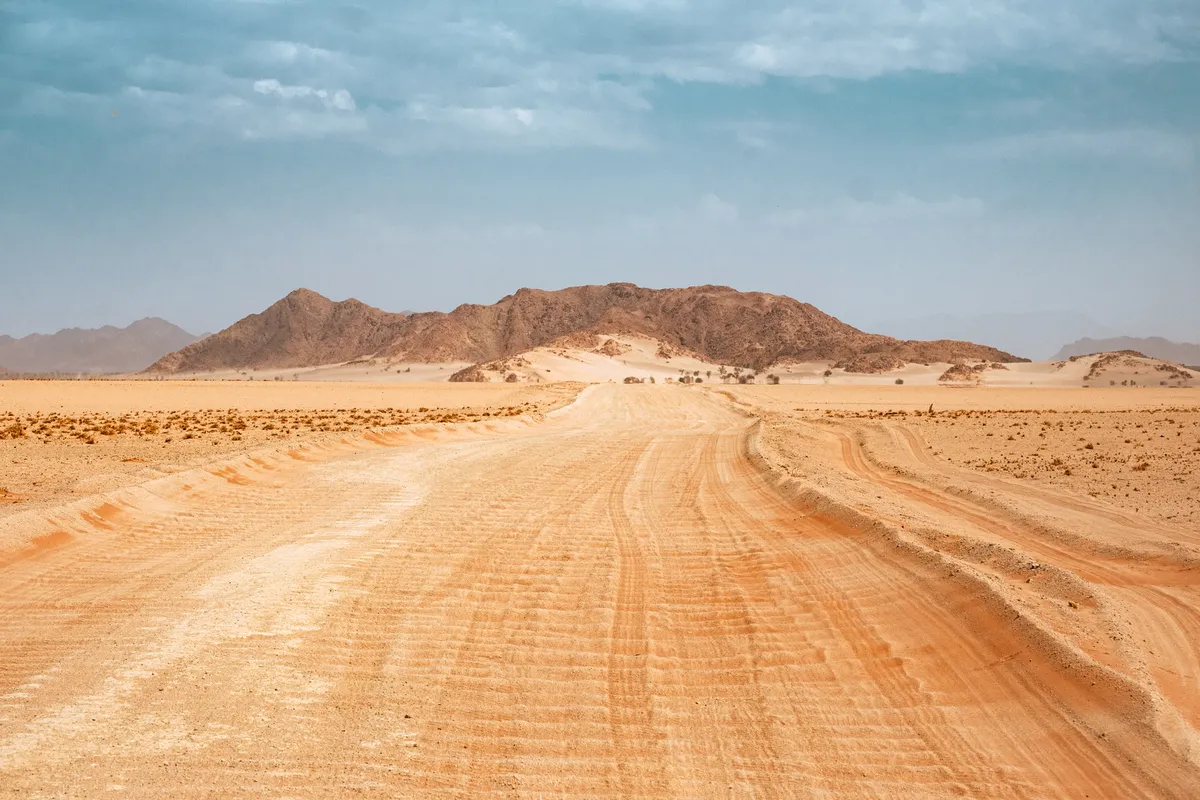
[94,342,1196,390]
[155,362,476,382]
[729,385,1200,526]
[1,383,1199,796]
[0,381,579,517]
[472,335,731,384]
[0,380,546,414]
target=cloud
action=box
[251,41,343,65]
[699,193,739,224]
[3,0,1198,151]
[398,101,645,150]
[253,79,357,112]
[769,193,986,227]
[959,129,1197,166]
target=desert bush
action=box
[824,369,833,378]
[895,378,905,385]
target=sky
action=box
[2,0,1199,351]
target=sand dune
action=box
[2,383,1199,796]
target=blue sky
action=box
[2,1,1198,351]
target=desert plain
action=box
[2,377,1200,797]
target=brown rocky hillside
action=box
[148,283,1025,373]
[148,289,409,372]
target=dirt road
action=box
[2,386,1198,797]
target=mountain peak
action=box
[284,288,329,301]
[147,283,1023,374]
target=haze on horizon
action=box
[2,1,1198,350]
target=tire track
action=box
[2,386,1199,797]
[828,422,1200,739]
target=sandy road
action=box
[1,386,1198,797]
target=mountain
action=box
[147,289,409,373]
[0,318,202,374]
[147,283,1025,374]
[868,311,1114,361]
[1053,337,1200,367]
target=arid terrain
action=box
[2,379,1200,797]
[0,381,576,516]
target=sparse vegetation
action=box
[828,404,1200,526]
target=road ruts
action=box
[1,386,1198,797]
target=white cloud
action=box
[699,193,739,224]
[7,0,1199,151]
[254,41,340,64]
[960,128,1196,165]
[769,193,985,226]
[398,100,644,149]
[844,193,986,221]
[252,79,357,112]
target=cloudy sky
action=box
[2,1,1198,350]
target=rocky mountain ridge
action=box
[148,284,1026,374]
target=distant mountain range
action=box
[147,284,1025,374]
[0,318,203,374]
[1053,337,1200,367]
[869,311,1116,361]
